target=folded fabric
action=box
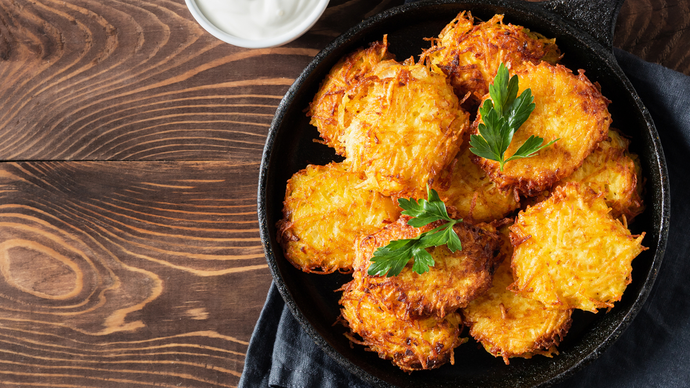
[239,42,690,388]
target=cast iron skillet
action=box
[258,0,671,386]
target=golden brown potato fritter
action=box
[509,183,646,312]
[351,216,501,319]
[463,228,572,365]
[277,162,401,273]
[308,37,394,156]
[558,129,645,222]
[340,61,469,199]
[472,61,611,197]
[340,275,465,372]
[424,12,561,109]
[432,145,520,223]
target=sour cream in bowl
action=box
[186,0,330,48]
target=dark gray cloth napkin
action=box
[239,47,690,388]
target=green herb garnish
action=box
[367,186,463,277]
[469,63,559,171]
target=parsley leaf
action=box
[367,186,463,277]
[469,63,559,171]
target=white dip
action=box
[195,0,319,41]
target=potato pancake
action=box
[352,216,501,319]
[340,275,465,372]
[340,61,469,199]
[472,61,611,197]
[509,183,646,312]
[432,145,520,223]
[277,162,401,273]
[558,129,644,221]
[463,228,572,365]
[308,37,394,156]
[424,12,560,110]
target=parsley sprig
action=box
[469,63,559,171]
[367,187,463,277]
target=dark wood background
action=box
[0,0,687,386]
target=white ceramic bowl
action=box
[185,0,330,49]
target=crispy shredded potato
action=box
[339,61,469,198]
[277,162,401,273]
[308,37,394,156]
[340,275,466,372]
[351,216,501,319]
[281,10,649,371]
[472,61,611,197]
[558,129,645,221]
[432,145,520,223]
[463,226,572,364]
[424,12,561,110]
[509,183,646,312]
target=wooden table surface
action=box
[0,0,687,386]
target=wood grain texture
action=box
[0,161,271,387]
[0,0,403,161]
[0,0,688,386]
[0,0,687,161]
[615,0,690,74]
[0,0,303,161]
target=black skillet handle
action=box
[533,0,626,51]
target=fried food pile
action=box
[276,11,647,371]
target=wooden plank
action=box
[0,0,405,161]
[3,0,686,161]
[615,0,690,73]
[0,161,272,387]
